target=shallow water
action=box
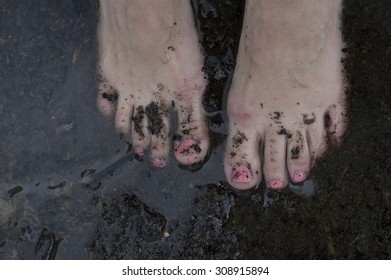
[0,0,390,259]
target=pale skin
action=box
[97,0,347,189]
[224,0,346,189]
[97,0,210,167]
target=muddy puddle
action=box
[0,0,390,259]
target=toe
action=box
[115,94,134,136]
[263,131,289,189]
[174,101,209,165]
[224,127,261,190]
[307,117,327,161]
[326,102,347,144]
[286,129,311,183]
[131,105,151,156]
[97,81,117,118]
[146,101,170,168]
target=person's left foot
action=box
[96,0,209,167]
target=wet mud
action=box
[0,0,390,259]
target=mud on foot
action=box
[224,0,347,190]
[96,0,210,167]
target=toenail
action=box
[152,158,167,168]
[232,165,252,183]
[134,146,144,156]
[268,180,284,189]
[176,139,201,155]
[294,171,307,182]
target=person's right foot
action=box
[224,0,347,190]
[97,0,209,167]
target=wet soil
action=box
[0,0,390,259]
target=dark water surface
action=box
[0,0,390,259]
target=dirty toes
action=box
[263,131,289,189]
[224,127,261,190]
[286,129,311,183]
[114,94,134,136]
[97,81,118,118]
[174,101,209,165]
[146,101,170,168]
[325,102,348,144]
[131,105,151,156]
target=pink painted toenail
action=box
[134,146,144,156]
[176,139,201,156]
[152,158,167,168]
[268,180,284,189]
[294,171,307,182]
[231,165,252,183]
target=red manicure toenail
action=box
[232,165,252,183]
[268,180,284,189]
[294,171,307,182]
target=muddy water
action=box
[0,0,390,259]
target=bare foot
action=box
[96,0,209,167]
[224,0,347,190]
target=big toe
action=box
[174,97,209,165]
[224,127,261,190]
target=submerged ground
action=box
[0,0,390,259]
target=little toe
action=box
[131,105,151,156]
[286,130,311,183]
[146,101,170,168]
[97,81,117,118]
[263,131,289,189]
[307,118,328,161]
[115,94,134,136]
[326,102,347,144]
[224,128,261,190]
[174,102,209,165]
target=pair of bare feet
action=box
[97,0,346,190]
